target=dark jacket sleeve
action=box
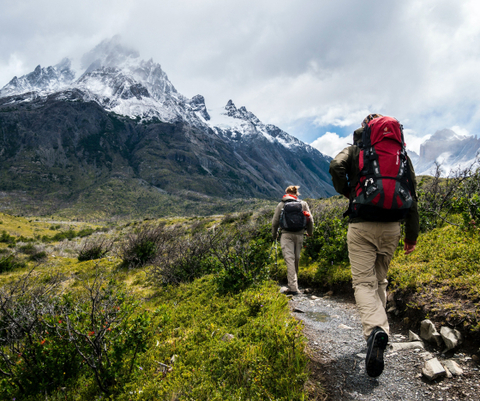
[272,202,283,239]
[302,201,314,236]
[404,157,420,244]
[329,146,354,197]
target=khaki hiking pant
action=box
[347,221,401,340]
[280,232,304,292]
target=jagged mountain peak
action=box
[0,58,75,98]
[81,35,139,70]
[413,128,480,176]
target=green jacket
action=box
[329,127,419,244]
[272,194,314,240]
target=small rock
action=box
[390,341,425,352]
[422,358,446,381]
[387,306,397,313]
[387,292,395,303]
[222,333,235,342]
[325,291,334,296]
[279,286,289,293]
[356,353,367,359]
[443,360,464,376]
[409,330,422,342]
[338,324,354,330]
[293,307,306,313]
[420,319,443,347]
[444,366,453,379]
[419,351,435,360]
[303,288,312,294]
[310,295,319,300]
[440,326,462,351]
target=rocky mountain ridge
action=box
[410,129,480,176]
[0,37,335,217]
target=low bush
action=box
[78,237,113,261]
[118,223,175,268]
[0,268,152,399]
[0,253,25,273]
[303,199,349,268]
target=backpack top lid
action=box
[365,116,404,147]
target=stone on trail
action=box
[389,341,425,352]
[420,319,443,347]
[409,330,422,342]
[443,359,464,376]
[422,357,446,381]
[338,323,354,330]
[440,326,462,351]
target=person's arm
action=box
[303,201,314,236]
[404,157,419,254]
[329,146,353,198]
[272,202,283,240]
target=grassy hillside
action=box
[0,211,320,400]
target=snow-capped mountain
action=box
[0,37,335,216]
[412,129,480,176]
[0,36,311,153]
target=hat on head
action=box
[361,113,383,128]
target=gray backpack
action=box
[279,200,307,231]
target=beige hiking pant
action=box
[347,221,401,339]
[280,232,304,292]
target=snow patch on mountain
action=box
[413,129,480,176]
[0,37,323,157]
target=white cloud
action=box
[1,0,480,145]
[310,132,351,158]
[451,125,470,137]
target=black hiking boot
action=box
[365,327,388,377]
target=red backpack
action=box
[351,116,414,221]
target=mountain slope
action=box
[0,44,335,218]
[412,129,480,176]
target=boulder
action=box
[422,358,446,381]
[389,341,425,352]
[440,326,462,350]
[443,359,463,376]
[409,330,422,342]
[420,319,443,346]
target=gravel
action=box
[289,291,480,400]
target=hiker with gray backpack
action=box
[329,114,419,378]
[272,185,314,296]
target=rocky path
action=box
[288,291,480,400]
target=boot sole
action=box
[366,330,388,377]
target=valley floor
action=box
[290,290,480,401]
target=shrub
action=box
[150,229,217,285]
[0,268,152,398]
[212,222,272,294]
[303,199,349,267]
[0,230,15,245]
[0,253,25,273]
[118,223,174,268]
[0,270,80,398]
[28,250,48,262]
[78,237,113,261]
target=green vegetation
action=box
[0,162,478,399]
[0,210,315,400]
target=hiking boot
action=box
[365,327,388,377]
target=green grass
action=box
[0,213,314,400]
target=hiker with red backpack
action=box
[329,114,419,378]
[272,185,314,296]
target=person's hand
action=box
[404,242,416,255]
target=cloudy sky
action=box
[1,0,480,156]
